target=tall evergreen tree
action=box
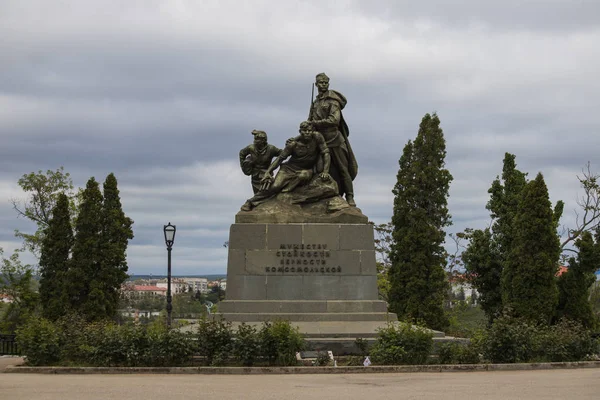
[502,173,561,323]
[98,173,134,318]
[462,228,503,323]
[487,153,528,265]
[462,154,527,323]
[388,113,453,330]
[556,230,600,328]
[39,193,73,320]
[68,177,104,320]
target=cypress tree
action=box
[68,177,104,320]
[463,153,527,323]
[556,231,600,328]
[98,173,134,318]
[39,193,73,320]
[388,113,453,330]
[487,153,528,265]
[502,173,560,323]
[462,228,503,323]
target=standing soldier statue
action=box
[308,72,358,206]
[239,130,282,194]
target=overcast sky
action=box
[1,0,599,276]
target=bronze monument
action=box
[308,72,358,206]
[239,130,282,194]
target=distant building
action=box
[556,266,568,277]
[121,284,167,298]
[182,277,209,294]
[208,279,227,292]
[157,278,187,294]
[120,309,162,318]
[0,293,13,303]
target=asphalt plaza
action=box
[1,367,599,400]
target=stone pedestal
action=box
[217,223,397,338]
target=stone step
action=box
[215,312,397,322]
[218,300,389,314]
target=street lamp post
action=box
[163,222,176,328]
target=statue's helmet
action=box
[315,72,329,82]
[299,121,313,131]
[251,130,267,140]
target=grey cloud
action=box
[1,0,599,275]
[352,0,600,33]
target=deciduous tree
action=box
[0,248,39,333]
[11,167,76,257]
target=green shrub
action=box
[344,355,365,366]
[481,315,539,363]
[538,319,599,362]
[259,320,304,366]
[54,313,91,364]
[437,341,480,364]
[16,317,61,366]
[196,317,233,366]
[370,323,433,365]
[145,322,195,366]
[354,337,369,356]
[233,323,260,366]
[314,351,331,366]
[85,323,149,367]
[480,316,599,364]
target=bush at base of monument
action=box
[17,314,195,367]
[259,320,305,366]
[196,318,305,367]
[17,315,306,367]
[437,341,482,365]
[369,323,433,365]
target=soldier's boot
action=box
[346,194,356,207]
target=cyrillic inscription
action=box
[265,244,340,274]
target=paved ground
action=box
[0,356,23,372]
[1,368,599,400]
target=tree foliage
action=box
[463,153,563,324]
[0,248,39,333]
[467,154,528,319]
[502,173,561,323]
[486,153,529,265]
[68,177,105,319]
[388,113,453,330]
[11,167,76,257]
[39,194,73,321]
[59,175,134,322]
[98,173,134,318]
[556,230,600,328]
[462,228,503,323]
[373,222,393,301]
